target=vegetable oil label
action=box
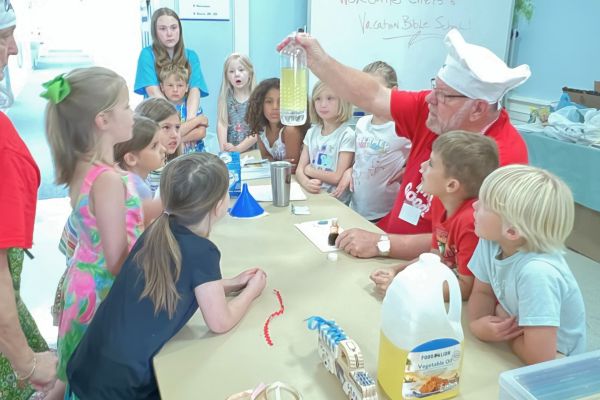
[403,339,461,399]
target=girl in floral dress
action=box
[42,67,144,396]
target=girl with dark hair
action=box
[246,78,310,169]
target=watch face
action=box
[377,240,390,252]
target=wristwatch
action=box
[376,235,391,257]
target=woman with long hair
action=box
[134,7,209,125]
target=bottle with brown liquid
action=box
[328,219,339,246]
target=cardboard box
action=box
[567,203,600,263]
[563,86,600,109]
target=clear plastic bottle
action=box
[280,28,307,126]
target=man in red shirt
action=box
[279,29,530,260]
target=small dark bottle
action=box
[328,219,339,246]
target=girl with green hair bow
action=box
[42,66,145,399]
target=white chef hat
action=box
[437,29,531,104]
[0,1,15,31]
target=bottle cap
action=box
[419,252,441,265]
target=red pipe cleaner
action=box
[263,289,285,346]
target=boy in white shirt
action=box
[468,165,586,364]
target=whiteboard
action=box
[308,0,515,91]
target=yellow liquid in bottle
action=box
[280,67,307,125]
[378,331,409,400]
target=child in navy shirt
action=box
[66,153,267,399]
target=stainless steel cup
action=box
[270,161,292,207]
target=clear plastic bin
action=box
[499,350,600,399]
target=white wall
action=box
[83,0,141,98]
[511,0,600,102]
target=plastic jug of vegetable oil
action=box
[378,253,464,400]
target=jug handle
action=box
[443,269,462,323]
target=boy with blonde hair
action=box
[159,64,208,153]
[371,131,499,300]
[468,165,586,365]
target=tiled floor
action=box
[564,250,600,351]
[20,198,70,347]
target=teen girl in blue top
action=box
[134,7,208,120]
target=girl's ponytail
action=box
[134,212,182,318]
[134,153,228,318]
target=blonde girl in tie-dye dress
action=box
[42,67,143,393]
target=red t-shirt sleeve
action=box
[490,110,529,166]
[390,89,431,142]
[430,197,443,249]
[0,116,39,249]
[454,216,479,276]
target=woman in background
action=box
[134,7,209,125]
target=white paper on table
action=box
[248,183,307,202]
[291,203,311,215]
[242,166,271,180]
[241,158,271,180]
[294,219,343,253]
[241,156,268,166]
